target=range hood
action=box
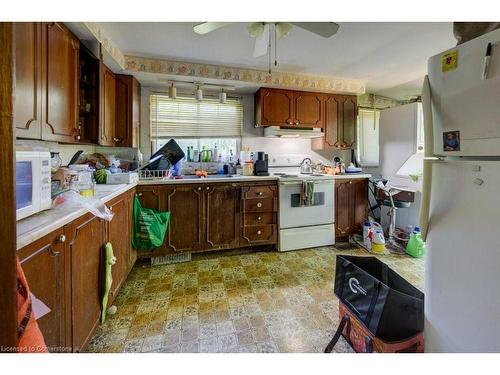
[263,126,323,139]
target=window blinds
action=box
[150,94,243,138]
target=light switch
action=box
[472,165,481,172]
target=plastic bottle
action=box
[363,220,372,250]
[406,226,426,258]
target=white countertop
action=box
[16,183,136,250]
[138,173,371,185]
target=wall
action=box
[140,88,352,167]
[15,139,137,166]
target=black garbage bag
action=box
[334,255,424,341]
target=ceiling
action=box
[99,22,457,99]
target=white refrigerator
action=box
[421,28,500,352]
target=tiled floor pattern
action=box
[85,246,424,353]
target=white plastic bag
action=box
[52,190,114,221]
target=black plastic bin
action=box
[334,255,424,341]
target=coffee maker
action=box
[254,152,269,176]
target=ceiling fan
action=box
[193,22,340,72]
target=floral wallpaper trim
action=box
[124,55,366,95]
[358,93,403,109]
[83,22,126,69]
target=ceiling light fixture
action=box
[219,88,227,104]
[168,82,177,99]
[195,85,203,101]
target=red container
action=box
[325,301,424,353]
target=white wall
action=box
[140,89,352,166]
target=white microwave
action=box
[16,151,52,221]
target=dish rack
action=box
[138,169,171,181]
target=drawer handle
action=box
[198,187,202,191]
[206,186,210,190]
[257,202,262,208]
[257,230,262,235]
[257,216,262,221]
[57,234,66,243]
[258,191,263,196]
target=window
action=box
[150,94,243,139]
[357,109,380,167]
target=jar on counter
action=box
[242,161,254,176]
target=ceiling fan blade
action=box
[193,22,232,35]
[291,22,340,38]
[253,23,270,57]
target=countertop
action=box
[16,183,137,250]
[137,173,371,185]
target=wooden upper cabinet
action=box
[13,22,43,139]
[18,227,69,350]
[41,22,80,143]
[256,88,295,126]
[255,87,326,128]
[115,74,141,148]
[294,92,324,128]
[311,94,358,150]
[100,64,116,146]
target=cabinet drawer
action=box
[242,185,276,199]
[243,197,277,212]
[241,225,277,245]
[243,212,275,226]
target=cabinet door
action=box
[107,194,131,304]
[18,228,68,350]
[204,183,239,250]
[165,185,204,252]
[350,179,368,235]
[100,64,115,146]
[115,74,140,147]
[294,92,324,128]
[323,95,342,147]
[68,213,104,352]
[41,22,80,143]
[259,88,295,126]
[335,180,351,238]
[135,186,169,257]
[342,96,357,148]
[13,22,42,139]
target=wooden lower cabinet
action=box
[68,213,104,352]
[17,188,136,352]
[106,190,135,304]
[335,178,369,240]
[205,183,240,250]
[135,181,278,257]
[18,228,70,351]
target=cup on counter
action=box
[242,161,254,176]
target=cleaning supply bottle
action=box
[406,226,426,258]
[363,220,372,250]
[371,229,386,254]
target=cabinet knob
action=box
[57,234,66,243]
[257,230,262,235]
[206,186,210,190]
[257,216,262,221]
[258,192,263,196]
[295,121,300,125]
[113,137,120,142]
[198,187,202,191]
[74,135,81,141]
[349,181,352,184]
[257,202,262,208]
[137,193,143,197]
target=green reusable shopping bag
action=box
[132,195,170,250]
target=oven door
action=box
[279,180,334,229]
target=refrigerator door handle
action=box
[419,75,434,240]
